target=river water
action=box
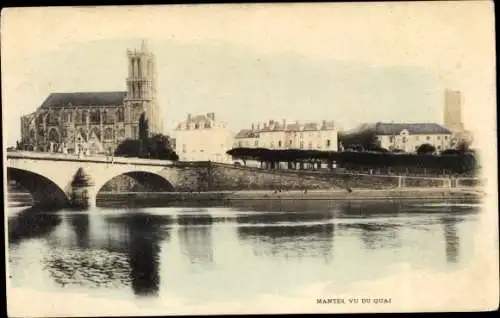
[6,196,487,314]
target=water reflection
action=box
[236,210,335,261]
[7,199,481,305]
[106,212,172,296]
[177,213,214,264]
[8,207,62,244]
[36,211,173,296]
[441,217,461,263]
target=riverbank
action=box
[97,187,484,205]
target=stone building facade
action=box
[234,119,339,152]
[171,113,234,163]
[19,40,163,155]
[354,122,453,153]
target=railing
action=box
[6,150,173,166]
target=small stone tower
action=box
[124,40,163,139]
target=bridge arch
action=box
[7,167,69,207]
[96,170,175,196]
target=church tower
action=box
[124,40,163,139]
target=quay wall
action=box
[100,162,482,193]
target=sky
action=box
[1,2,496,148]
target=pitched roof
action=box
[235,129,260,139]
[40,92,127,108]
[372,122,452,135]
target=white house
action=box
[357,122,453,153]
[171,113,234,163]
[234,119,338,151]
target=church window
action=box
[104,110,114,124]
[48,128,59,142]
[104,128,114,140]
[47,111,57,125]
[117,109,124,122]
[90,111,100,124]
[91,127,101,140]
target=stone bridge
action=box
[6,152,187,207]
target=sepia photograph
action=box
[2,2,498,316]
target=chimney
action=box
[251,123,255,130]
[257,123,261,130]
[282,119,286,129]
[187,114,192,121]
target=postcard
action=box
[2,2,498,316]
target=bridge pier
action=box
[69,186,97,209]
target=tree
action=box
[147,134,179,161]
[114,134,179,161]
[138,112,149,156]
[456,140,471,152]
[416,143,436,155]
[339,129,380,151]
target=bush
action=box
[114,134,178,161]
[416,143,436,154]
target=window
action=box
[437,146,441,150]
[204,122,211,129]
[90,111,100,124]
[117,109,124,122]
[300,141,304,149]
[444,136,448,140]
[271,141,275,148]
[132,126,138,138]
[195,123,199,129]
[437,136,441,140]
[389,136,394,143]
[426,136,431,141]
[104,128,114,140]
[289,140,292,146]
[182,144,187,153]
[254,140,259,147]
[278,140,282,148]
[415,136,420,141]
[104,110,115,124]
[238,141,242,147]
[300,132,304,139]
[326,139,331,147]
[402,137,406,143]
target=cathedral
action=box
[20,40,163,155]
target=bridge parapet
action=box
[7,151,174,167]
